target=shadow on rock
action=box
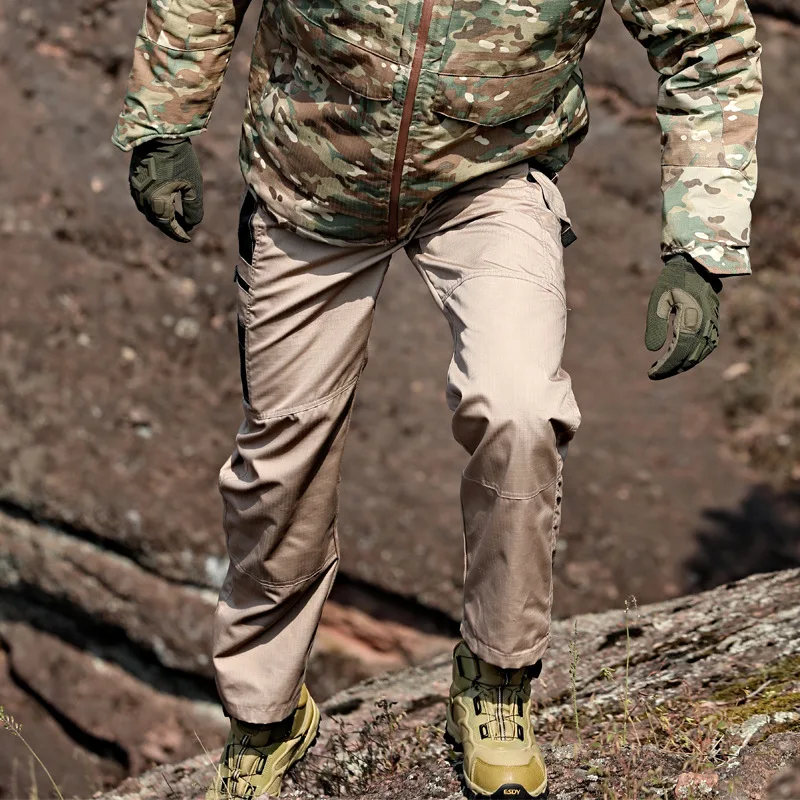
[686,485,800,591]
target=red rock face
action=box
[0,0,799,797]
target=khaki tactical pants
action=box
[213,162,581,723]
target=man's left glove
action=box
[645,254,722,380]
[129,138,204,243]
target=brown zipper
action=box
[388,0,436,240]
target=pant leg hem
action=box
[221,690,303,726]
[461,624,550,670]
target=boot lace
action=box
[473,670,530,742]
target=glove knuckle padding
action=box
[672,289,703,334]
[150,194,170,218]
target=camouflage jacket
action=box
[113,0,761,275]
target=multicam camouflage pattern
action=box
[113,0,762,275]
[613,0,761,274]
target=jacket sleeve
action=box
[112,0,253,151]
[610,0,762,276]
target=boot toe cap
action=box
[470,754,547,796]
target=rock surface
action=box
[1,0,800,797]
[98,569,800,800]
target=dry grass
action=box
[0,706,64,800]
[290,699,436,797]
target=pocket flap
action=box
[281,1,395,101]
[433,64,576,127]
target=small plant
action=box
[568,620,581,751]
[622,595,639,746]
[194,730,230,799]
[0,706,64,800]
[293,698,409,796]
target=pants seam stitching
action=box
[250,375,361,422]
[227,552,338,589]
[461,472,558,501]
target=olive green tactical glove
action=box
[129,138,203,243]
[645,254,722,380]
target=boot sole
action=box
[444,723,549,800]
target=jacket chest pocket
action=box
[440,0,604,77]
[286,0,404,67]
[432,60,577,127]
[279,0,396,100]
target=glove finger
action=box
[648,311,719,380]
[647,328,699,380]
[160,211,192,243]
[645,288,670,352]
[688,338,717,371]
[180,186,204,229]
[150,189,192,243]
[685,320,720,371]
[147,209,192,243]
[181,198,204,230]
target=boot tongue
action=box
[238,720,270,735]
[475,662,527,688]
[235,715,293,744]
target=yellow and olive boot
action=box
[446,641,548,799]
[207,685,320,799]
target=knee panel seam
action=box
[226,551,339,590]
[461,471,558,501]
[246,372,361,422]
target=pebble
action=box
[174,317,200,340]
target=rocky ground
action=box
[98,569,800,800]
[1,0,799,797]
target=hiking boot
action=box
[446,641,548,799]
[207,685,320,799]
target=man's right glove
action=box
[129,138,204,243]
[645,254,722,380]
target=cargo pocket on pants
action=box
[527,166,577,248]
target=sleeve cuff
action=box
[661,165,756,277]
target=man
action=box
[113,0,761,795]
